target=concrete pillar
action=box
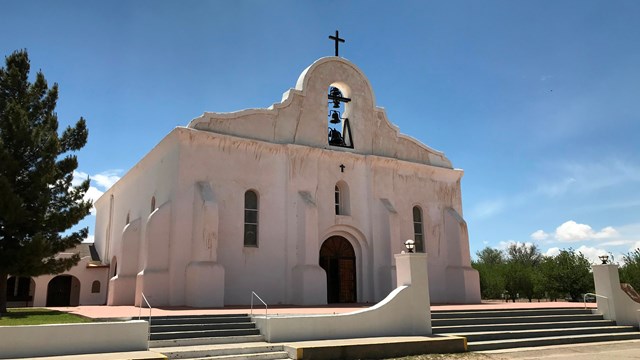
[592,264,640,326]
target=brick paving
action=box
[50,300,596,319]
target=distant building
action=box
[5,244,109,307]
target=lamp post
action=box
[404,239,415,253]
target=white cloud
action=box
[84,234,95,243]
[554,220,617,242]
[72,170,89,187]
[531,230,549,241]
[574,245,611,264]
[72,169,122,214]
[544,247,560,257]
[92,170,122,190]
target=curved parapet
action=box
[188,57,453,169]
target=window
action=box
[334,181,350,216]
[126,212,130,224]
[413,206,425,253]
[244,190,259,247]
[91,281,101,293]
[151,196,156,212]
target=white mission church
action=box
[97,53,481,308]
[8,49,481,308]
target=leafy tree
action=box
[472,247,506,299]
[543,249,593,301]
[0,50,91,314]
[504,243,542,302]
[620,248,640,291]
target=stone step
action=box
[151,322,257,333]
[431,308,592,319]
[432,313,603,326]
[150,328,260,341]
[151,316,252,326]
[150,335,265,348]
[433,319,616,333]
[158,343,285,360]
[453,325,637,342]
[468,332,640,351]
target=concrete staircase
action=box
[432,307,640,351]
[148,314,290,360]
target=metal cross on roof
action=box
[328,30,345,57]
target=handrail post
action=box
[250,291,268,318]
[138,292,152,348]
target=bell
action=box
[330,87,342,108]
[330,111,341,124]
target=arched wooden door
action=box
[319,236,356,303]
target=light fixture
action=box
[598,254,609,265]
[404,239,415,253]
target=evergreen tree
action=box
[0,50,91,314]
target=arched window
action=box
[91,280,101,293]
[334,181,350,216]
[413,206,425,253]
[150,196,156,212]
[126,212,130,224]
[244,190,259,247]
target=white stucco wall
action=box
[94,56,480,307]
[0,321,148,359]
[30,256,109,307]
[255,253,431,342]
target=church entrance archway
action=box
[46,275,80,307]
[319,236,356,303]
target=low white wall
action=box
[593,264,640,327]
[255,253,431,342]
[0,321,148,359]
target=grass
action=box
[0,308,93,326]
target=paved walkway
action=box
[53,300,596,319]
[482,340,640,360]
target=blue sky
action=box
[2,1,639,263]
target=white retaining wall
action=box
[0,320,148,359]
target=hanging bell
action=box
[330,110,341,124]
[330,87,342,108]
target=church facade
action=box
[97,57,480,307]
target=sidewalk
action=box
[52,300,596,319]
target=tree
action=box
[504,243,542,302]
[543,249,593,301]
[0,50,91,314]
[472,247,506,299]
[620,248,640,291]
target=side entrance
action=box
[319,236,356,303]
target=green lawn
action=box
[0,308,93,326]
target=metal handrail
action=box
[138,292,152,347]
[584,292,611,318]
[250,291,268,319]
